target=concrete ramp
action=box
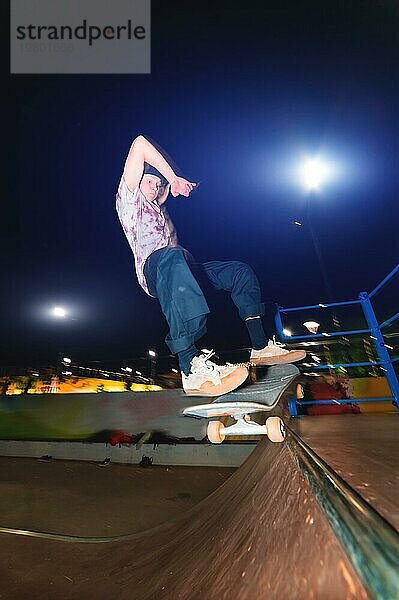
[1,439,367,599]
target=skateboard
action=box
[183,364,300,444]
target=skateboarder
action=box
[116,135,305,397]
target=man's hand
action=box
[170,177,197,198]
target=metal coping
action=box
[287,428,399,600]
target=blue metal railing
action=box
[274,263,399,414]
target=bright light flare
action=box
[300,157,331,191]
[52,306,67,318]
[283,328,292,337]
[303,321,320,334]
[148,350,156,358]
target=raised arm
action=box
[123,135,196,197]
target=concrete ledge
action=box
[0,441,256,468]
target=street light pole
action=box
[148,350,156,382]
[299,156,348,373]
[306,198,335,305]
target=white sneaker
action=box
[182,349,249,397]
[250,337,306,365]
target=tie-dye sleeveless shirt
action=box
[116,175,178,296]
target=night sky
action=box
[3,1,399,369]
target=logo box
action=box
[10,0,151,74]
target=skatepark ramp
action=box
[1,427,399,599]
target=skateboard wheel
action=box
[265,417,286,443]
[207,421,225,444]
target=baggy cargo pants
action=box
[143,245,265,354]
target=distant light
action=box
[52,306,67,318]
[303,372,322,377]
[62,370,72,375]
[148,350,156,358]
[303,321,320,334]
[62,357,72,364]
[135,370,142,376]
[172,368,178,373]
[283,328,292,337]
[32,372,39,377]
[293,221,302,226]
[125,367,133,373]
[318,303,327,308]
[300,157,331,191]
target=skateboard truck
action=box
[207,414,286,444]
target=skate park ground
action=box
[0,413,398,599]
[0,459,235,537]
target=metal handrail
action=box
[287,329,370,341]
[280,299,361,312]
[274,263,399,410]
[309,361,381,369]
[296,397,393,406]
[369,264,399,299]
[380,312,399,330]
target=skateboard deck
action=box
[183,364,300,444]
[183,401,281,419]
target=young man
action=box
[116,135,305,397]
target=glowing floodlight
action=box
[300,157,331,191]
[148,350,156,358]
[303,321,320,334]
[283,328,292,337]
[52,306,67,318]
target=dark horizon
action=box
[3,1,399,369]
